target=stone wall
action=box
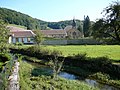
[43,39,101,45]
[43,40,67,45]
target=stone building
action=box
[40,19,82,39]
[8,19,83,44]
[64,19,82,39]
[40,29,67,38]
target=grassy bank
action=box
[22,55,120,89]
[11,45,120,89]
[19,61,98,90]
[42,45,120,60]
[11,45,120,60]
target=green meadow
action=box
[42,45,120,60]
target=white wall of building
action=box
[8,36,12,43]
[12,37,34,44]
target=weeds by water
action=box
[19,61,98,90]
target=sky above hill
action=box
[0,0,115,22]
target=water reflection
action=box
[85,79,119,90]
[26,61,119,90]
[59,72,119,90]
[59,72,78,80]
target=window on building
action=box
[16,38,18,42]
[73,32,76,35]
[30,38,34,41]
[27,38,30,42]
[22,38,24,43]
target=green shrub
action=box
[26,46,47,56]
[0,58,14,90]
[23,46,63,59]
[73,53,87,60]
[93,56,111,64]
[0,62,4,71]
[15,42,23,46]
[50,50,62,57]
[89,72,110,80]
[0,53,12,62]
[23,55,47,65]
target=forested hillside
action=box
[0,7,83,30]
[48,20,83,29]
[0,7,45,30]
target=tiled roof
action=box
[9,26,35,37]
[64,25,72,31]
[10,30,35,37]
[40,29,67,35]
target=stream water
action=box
[59,72,119,90]
[26,61,119,90]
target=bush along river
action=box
[25,60,120,90]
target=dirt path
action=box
[8,60,19,90]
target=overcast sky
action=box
[0,0,115,22]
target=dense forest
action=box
[0,7,83,30]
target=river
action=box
[59,72,119,90]
[26,61,120,90]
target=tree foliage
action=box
[0,7,95,33]
[92,1,120,44]
[77,25,82,32]
[34,30,44,45]
[0,8,45,30]
[0,19,9,53]
[47,19,82,29]
[77,24,84,38]
[83,15,91,37]
[49,50,64,80]
[0,8,85,30]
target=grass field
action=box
[42,45,120,60]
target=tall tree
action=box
[83,15,91,37]
[77,24,82,32]
[77,24,84,38]
[34,30,44,45]
[92,1,120,44]
[0,19,9,53]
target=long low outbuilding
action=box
[8,26,35,44]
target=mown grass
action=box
[0,62,3,68]
[41,45,120,60]
[19,61,99,90]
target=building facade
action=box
[64,19,82,39]
[8,26,35,44]
[40,29,67,38]
[8,19,82,44]
[40,19,82,39]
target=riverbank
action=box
[19,60,98,90]
[23,55,120,89]
[63,64,120,89]
[10,45,120,89]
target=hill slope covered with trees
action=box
[0,7,83,30]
